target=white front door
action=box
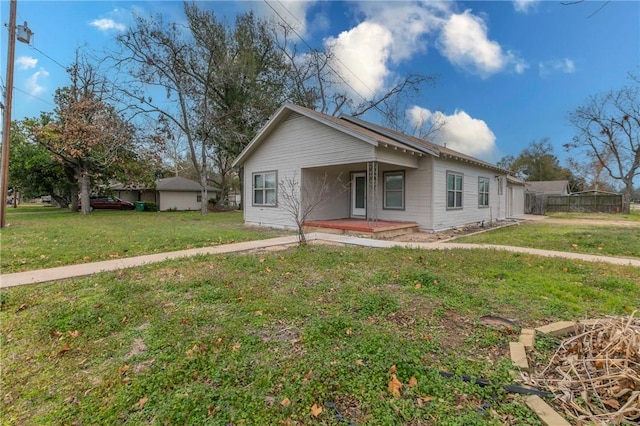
[351,172,366,217]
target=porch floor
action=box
[303,218,419,239]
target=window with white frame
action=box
[478,177,490,207]
[253,171,276,206]
[447,171,463,209]
[383,171,404,209]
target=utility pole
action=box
[0,0,17,228]
[1,1,31,227]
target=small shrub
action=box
[143,202,158,212]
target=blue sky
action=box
[2,0,639,166]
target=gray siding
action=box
[371,157,433,230]
[243,115,375,228]
[431,158,507,231]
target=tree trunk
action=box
[200,172,208,215]
[79,166,91,215]
[622,181,632,214]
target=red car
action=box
[79,196,135,211]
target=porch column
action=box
[367,161,378,224]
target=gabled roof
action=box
[156,176,218,192]
[233,103,508,174]
[524,180,570,195]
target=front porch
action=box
[303,218,419,239]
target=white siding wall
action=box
[431,158,506,231]
[159,191,201,211]
[507,184,525,217]
[372,156,434,230]
[302,167,350,221]
[243,115,376,228]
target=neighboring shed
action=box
[156,177,218,211]
[233,103,518,233]
[112,177,219,211]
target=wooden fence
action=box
[526,193,623,214]
[547,194,622,213]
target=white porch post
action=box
[367,161,378,225]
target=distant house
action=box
[232,103,525,233]
[525,180,570,196]
[112,177,219,211]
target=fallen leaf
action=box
[265,267,272,273]
[388,373,402,398]
[138,396,148,410]
[39,254,46,259]
[58,344,72,356]
[280,398,291,407]
[119,365,130,375]
[409,376,418,387]
[259,258,266,263]
[355,359,365,366]
[389,365,397,374]
[311,403,323,417]
[264,396,275,406]
[345,328,352,336]
[416,396,434,406]
[51,330,63,338]
[232,342,241,352]
[83,256,91,262]
[602,399,620,409]
[122,377,131,384]
[254,310,263,316]
[414,283,422,289]
[303,369,313,381]
[68,330,81,339]
[16,303,27,312]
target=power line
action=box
[12,86,55,107]
[265,0,378,107]
[29,44,67,70]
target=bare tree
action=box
[566,78,640,212]
[278,172,346,245]
[272,21,436,120]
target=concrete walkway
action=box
[2,232,639,288]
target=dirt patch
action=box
[389,221,512,243]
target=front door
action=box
[351,172,366,217]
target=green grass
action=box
[2,245,638,425]
[1,207,287,273]
[547,210,640,222]
[456,222,640,258]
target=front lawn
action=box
[456,221,640,259]
[2,245,637,425]
[1,208,287,273]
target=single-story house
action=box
[232,103,524,232]
[524,180,570,196]
[112,176,219,211]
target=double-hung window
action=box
[383,171,404,209]
[447,172,463,209]
[478,177,490,207]
[253,171,276,206]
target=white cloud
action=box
[513,0,539,14]
[25,68,49,96]
[539,58,576,77]
[262,0,316,37]
[16,56,38,70]
[437,10,527,78]
[407,105,433,128]
[408,106,497,160]
[325,22,393,97]
[90,18,126,32]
